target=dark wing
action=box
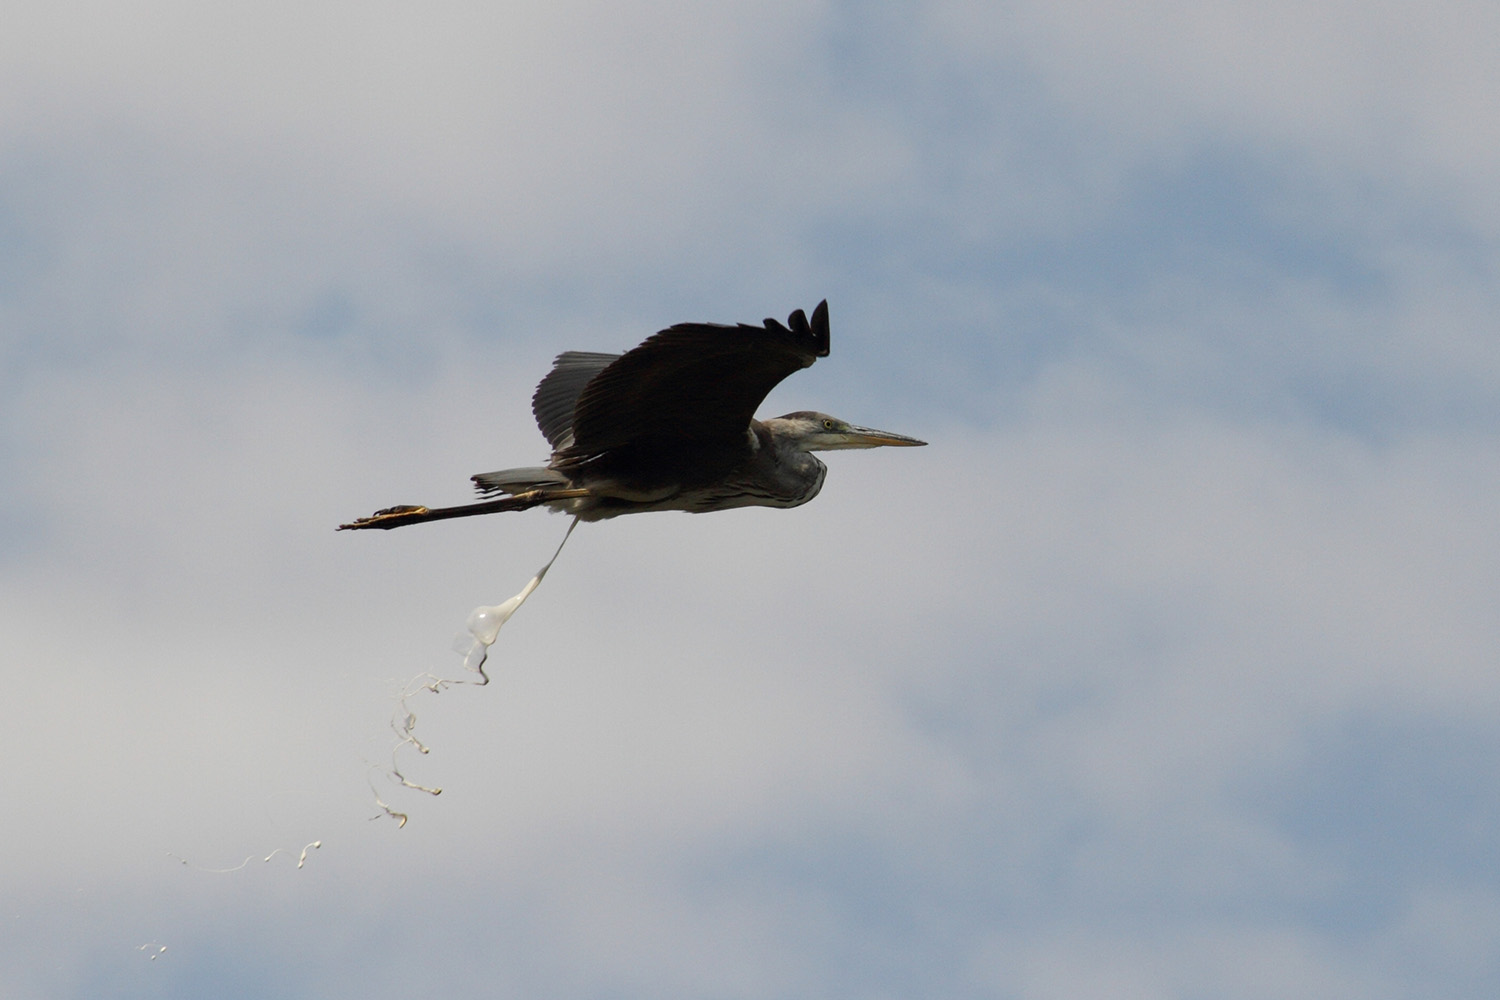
[531,351,620,449]
[565,301,830,456]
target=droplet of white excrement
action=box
[454,518,578,682]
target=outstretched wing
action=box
[564,301,830,457]
[531,351,619,449]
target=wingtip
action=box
[810,299,830,356]
[782,301,830,357]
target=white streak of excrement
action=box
[373,518,579,825]
[168,841,323,873]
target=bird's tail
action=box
[469,466,572,498]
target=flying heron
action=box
[338,300,925,531]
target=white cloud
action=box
[933,0,1500,218]
[2,1,889,292]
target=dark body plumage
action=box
[338,301,923,530]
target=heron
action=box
[338,300,925,531]
[343,299,927,719]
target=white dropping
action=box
[374,517,579,825]
[454,517,578,682]
[167,840,322,874]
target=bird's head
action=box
[768,411,927,452]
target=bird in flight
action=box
[338,300,924,531]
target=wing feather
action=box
[531,351,619,449]
[564,301,830,457]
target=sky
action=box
[3,2,1499,997]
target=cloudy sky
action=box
[5,2,1499,997]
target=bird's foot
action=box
[337,505,430,531]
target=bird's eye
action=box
[822,418,835,430]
